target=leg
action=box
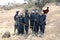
[21,26,24,34]
[42,25,45,33]
[39,25,45,37]
[40,25,42,33]
[25,25,29,34]
[30,21,34,31]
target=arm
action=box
[41,15,46,25]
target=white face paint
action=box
[32,11,35,13]
[36,10,38,13]
[18,13,23,16]
[20,13,23,16]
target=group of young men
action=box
[14,7,49,37]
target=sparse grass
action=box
[0,3,60,40]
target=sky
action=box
[0,0,25,5]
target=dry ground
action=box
[0,3,60,40]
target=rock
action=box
[2,31,11,38]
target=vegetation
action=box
[25,0,60,13]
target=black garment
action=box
[33,13,39,33]
[14,14,24,35]
[30,13,35,30]
[14,11,19,21]
[39,14,46,34]
[17,16,24,34]
[40,24,45,33]
[33,21,39,33]
[24,11,29,34]
[25,25,29,34]
[14,12,19,34]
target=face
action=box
[47,7,49,9]
[18,13,23,17]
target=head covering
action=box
[47,7,49,9]
[16,11,19,13]
[25,9,28,12]
[26,9,28,12]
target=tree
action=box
[26,0,49,13]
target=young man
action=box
[14,12,24,35]
[33,9,39,35]
[14,11,19,35]
[18,13,25,34]
[30,10,35,32]
[39,11,46,37]
[24,10,29,34]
